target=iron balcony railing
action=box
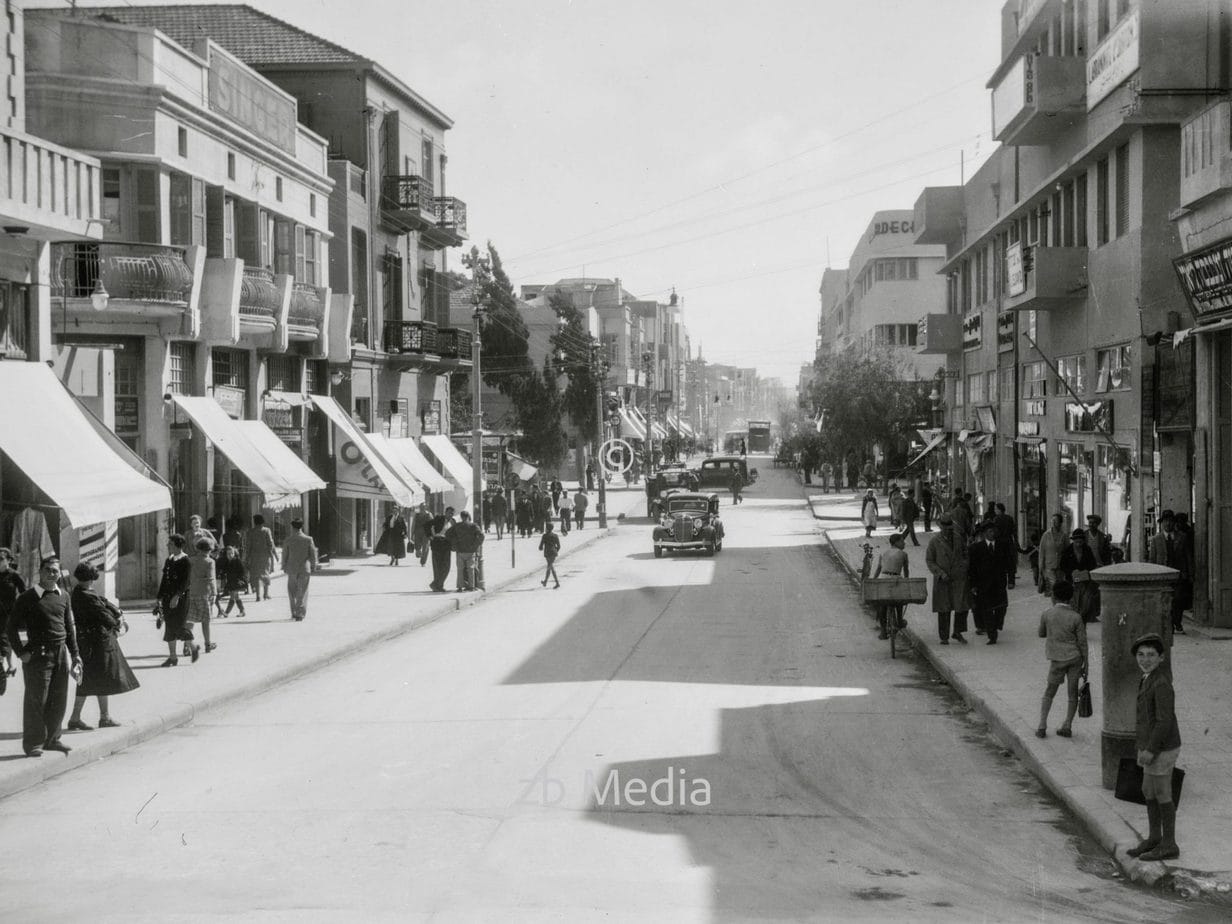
[435,326,473,359]
[384,319,438,354]
[287,283,326,329]
[239,267,280,319]
[380,175,435,214]
[51,242,194,304]
[433,197,468,238]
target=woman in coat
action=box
[186,537,216,656]
[861,489,879,538]
[375,507,408,565]
[156,534,193,667]
[244,514,278,601]
[1126,633,1182,861]
[67,562,139,730]
[888,485,903,527]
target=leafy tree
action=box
[514,357,569,472]
[462,243,534,399]
[547,290,599,439]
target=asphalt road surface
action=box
[0,462,1219,922]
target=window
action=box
[422,136,435,193]
[275,177,284,202]
[1057,354,1088,395]
[133,167,160,243]
[382,250,403,321]
[1076,173,1088,247]
[1096,156,1110,245]
[1095,344,1132,392]
[303,230,318,285]
[274,219,294,276]
[986,370,998,403]
[967,372,986,405]
[304,360,324,394]
[309,193,316,218]
[169,173,206,247]
[177,126,188,158]
[266,354,301,392]
[102,168,121,229]
[1023,362,1047,399]
[169,342,195,394]
[0,283,30,359]
[221,195,236,259]
[211,348,248,390]
[227,152,236,180]
[1115,143,1129,237]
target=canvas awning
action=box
[173,396,320,510]
[0,363,171,528]
[233,421,326,508]
[383,437,453,494]
[618,407,646,441]
[308,395,420,506]
[906,431,949,468]
[632,408,668,441]
[420,435,481,492]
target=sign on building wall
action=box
[208,46,297,154]
[421,400,441,435]
[115,396,140,434]
[1173,235,1232,320]
[1087,10,1140,110]
[262,397,300,446]
[1006,242,1026,296]
[213,385,246,419]
[963,310,983,351]
[997,312,1016,352]
[1065,400,1113,433]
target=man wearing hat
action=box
[1126,633,1182,861]
[1085,514,1113,566]
[969,520,1009,643]
[1059,528,1100,623]
[925,513,970,644]
[1038,513,1070,596]
[1149,510,1192,634]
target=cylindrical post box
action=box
[1092,563,1178,790]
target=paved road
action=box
[0,463,1217,922]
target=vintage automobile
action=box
[652,491,724,557]
[695,455,758,489]
[645,466,698,516]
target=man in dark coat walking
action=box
[900,489,920,546]
[921,482,934,532]
[925,514,969,645]
[969,520,1010,644]
[993,502,1018,588]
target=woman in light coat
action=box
[861,489,879,537]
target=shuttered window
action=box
[1115,144,1130,237]
[133,167,160,243]
[1096,157,1110,246]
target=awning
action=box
[234,421,326,509]
[263,390,311,407]
[308,395,420,506]
[906,431,949,469]
[618,407,646,441]
[506,451,538,482]
[174,396,319,509]
[383,437,453,494]
[366,434,428,500]
[420,434,481,492]
[0,363,171,528]
[630,407,668,441]
[1174,316,1232,345]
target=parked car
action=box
[653,491,724,557]
[695,455,758,489]
[646,466,698,516]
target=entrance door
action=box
[1215,333,1232,625]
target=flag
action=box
[813,407,826,433]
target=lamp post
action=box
[592,336,608,528]
[469,267,486,583]
[642,350,655,477]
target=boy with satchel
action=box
[1036,581,1088,739]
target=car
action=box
[646,467,698,516]
[652,491,725,557]
[695,455,758,489]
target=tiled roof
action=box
[34,4,363,65]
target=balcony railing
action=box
[239,267,281,320]
[380,175,436,233]
[435,326,473,359]
[433,197,468,238]
[1004,245,1088,311]
[384,319,438,354]
[51,243,194,304]
[287,283,326,330]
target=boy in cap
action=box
[1126,633,1181,861]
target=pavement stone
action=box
[807,486,1232,896]
[0,483,650,802]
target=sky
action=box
[75,0,1003,388]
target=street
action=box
[0,464,1216,922]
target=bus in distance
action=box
[747,420,771,453]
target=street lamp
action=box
[642,350,655,476]
[469,266,486,581]
[591,334,608,528]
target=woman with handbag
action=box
[1126,633,1182,861]
[66,563,139,730]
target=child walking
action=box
[539,521,561,589]
[218,544,249,617]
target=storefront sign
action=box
[420,400,441,435]
[868,220,915,243]
[262,398,300,445]
[1065,399,1113,433]
[1024,398,1046,417]
[1173,235,1232,319]
[997,311,1016,351]
[1006,242,1025,297]
[208,46,297,154]
[992,56,1032,140]
[115,396,139,433]
[1017,420,1040,437]
[963,310,982,351]
[1087,10,1139,110]
[213,384,246,419]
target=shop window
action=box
[1095,344,1132,392]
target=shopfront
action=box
[1016,437,1047,539]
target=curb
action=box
[0,521,620,803]
[819,523,1208,892]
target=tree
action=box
[547,290,599,439]
[514,356,569,472]
[462,243,534,399]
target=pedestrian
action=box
[899,489,920,546]
[282,518,319,621]
[516,491,533,538]
[244,514,278,601]
[1020,527,1042,589]
[538,521,561,588]
[217,545,249,618]
[429,507,454,592]
[861,488,878,537]
[925,514,970,645]
[491,490,508,540]
[1085,513,1113,566]
[155,534,193,667]
[410,503,434,566]
[186,538,216,653]
[1149,510,1192,634]
[186,514,217,556]
[446,510,485,591]
[969,520,1009,644]
[481,490,493,533]
[873,532,910,640]
[550,477,563,514]
[205,516,224,552]
[5,556,83,757]
[558,488,574,535]
[574,487,589,529]
[950,492,973,544]
[0,548,27,680]
[1038,513,1070,595]
[530,486,548,533]
[1036,580,1087,739]
[888,484,903,527]
[1059,529,1100,624]
[222,515,244,556]
[820,460,833,493]
[921,482,934,532]
[66,562,138,732]
[994,503,1018,588]
[585,461,595,491]
[1125,632,1182,861]
[375,506,408,566]
[730,468,744,505]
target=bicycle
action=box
[860,546,927,659]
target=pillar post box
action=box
[1092,563,1178,789]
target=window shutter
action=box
[295,224,306,281]
[274,219,294,276]
[192,178,207,246]
[382,111,400,180]
[205,186,226,257]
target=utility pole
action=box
[642,350,655,477]
[470,267,486,585]
[593,337,608,529]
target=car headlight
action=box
[693,518,703,530]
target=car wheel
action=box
[705,541,715,556]
[654,546,663,558]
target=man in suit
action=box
[969,520,1010,644]
[281,519,318,621]
[899,489,920,547]
[994,502,1018,588]
[1038,513,1070,595]
[1149,510,1192,634]
[446,511,485,592]
[5,556,83,757]
[1085,514,1114,566]
[428,507,455,592]
[920,482,934,532]
[925,514,970,645]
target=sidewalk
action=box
[0,484,647,801]
[808,487,1232,897]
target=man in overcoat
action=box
[925,514,970,645]
[968,520,1009,643]
[1038,513,1070,595]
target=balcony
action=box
[286,283,326,341]
[0,128,102,240]
[384,318,437,354]
[1180,100,1232,210]
[913,187,964,246]
[435,326,473,360]
[421,196,469,249]
[1003,245,1088,311]
[382,319,473,370]
[991,54,1086,147]
[238,267,280,331]
[916,314,963,354]
[51,242,195,321]
[379,175,437,235]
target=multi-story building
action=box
[79,4,475,554]
[913,0,1225,577]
